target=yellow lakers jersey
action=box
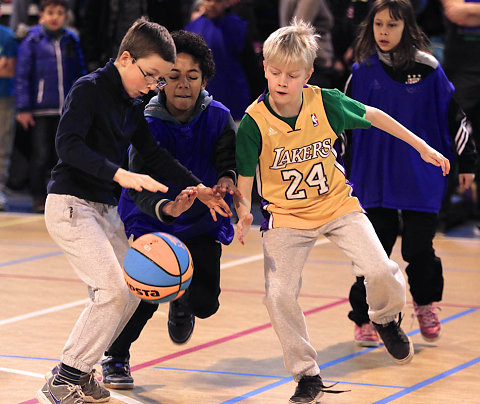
[246,86,363,229]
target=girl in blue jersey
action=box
[344,0,477,347]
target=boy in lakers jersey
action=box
[234,19,450,404]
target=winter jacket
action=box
[15,25,86,116]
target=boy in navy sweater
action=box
[37,18,231,404]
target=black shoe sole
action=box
[384,336,414,365]
[103,381,134,390]
[289,391,324,404]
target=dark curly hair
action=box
[170,30,216,81]
[354,0,430,69]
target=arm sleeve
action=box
[321,88,371,135]
[448,98,478,173]
[131,116,202,187]
[15,39,33,111]
[214,114,237,184]
[127,146,176,223]
[236,113,262,177]
[55,80,121,180]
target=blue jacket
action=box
[15,25,86,115]
[118,90,236,244]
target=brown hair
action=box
[117,17,176,64]
[354,0,430,69]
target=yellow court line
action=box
[0,215,44,228]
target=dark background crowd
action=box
[0,0,478,232]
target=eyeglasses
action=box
[132,57,167,91]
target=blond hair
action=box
[263,18,319,69]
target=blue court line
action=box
[0,251,62,268]
[153,366,283,379]
[373,356,480,404]
[221,307,478,403]
[0,354,59,361]
[153,366,406,389]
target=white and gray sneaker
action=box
[37,375,84,404]
[46,365,110,402]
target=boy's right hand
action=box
[236,212,253,245]
[162,187,197,217]
[113,168,168,193]
[16,112,35,130]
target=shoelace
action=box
[413,304,441,327]
[65,383,84,403]
[297,378,350,395]
[377,314,409,344]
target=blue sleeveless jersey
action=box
[185,15,250,121]
[350,54,454,213]
[118,99,234,244]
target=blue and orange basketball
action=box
[122,232,194,304]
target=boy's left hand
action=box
[420,146,450,176]
[196,184,232,221]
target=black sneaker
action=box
[168,295,195,344]
[289,375,348,404]
[373,314,414,364]
[101,356,134,390]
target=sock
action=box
[53,363,87,386]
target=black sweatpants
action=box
[348,208,443,326]
[107,234,222,358]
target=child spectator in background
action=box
[101,30,240,390]
[343,0,477,347]
[0,0,17,211]
[15,0,86,213]
[185,0,263,122]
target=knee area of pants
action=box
[105,286,132,306]
[193,303,219,319]
[264,289,295,308]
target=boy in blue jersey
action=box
[234,19,450,404]
[100,30,240,390]
[38,19,231,404]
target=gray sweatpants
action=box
[45,194,140,373]
[263,212,406,381]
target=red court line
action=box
[0,274,82,283]
[131,298,348,372]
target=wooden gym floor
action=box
[1,211,479,403]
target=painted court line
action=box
[152,366,407,389]
[0,367,144,404]
[131,298,348,372]
[0,251,62,268]
[0,299,89,327]
[373,356,480,404]
[221,307,478,403]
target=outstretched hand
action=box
[196,184,232,221]
[420,146,450,176]
[236,212,254,245]
[213,176,243,200]
[113,168,168,192]
[162,187,197,217]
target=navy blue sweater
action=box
[47,59,201,205]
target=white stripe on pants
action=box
[45,194,140,373]
[263,212,406,380]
